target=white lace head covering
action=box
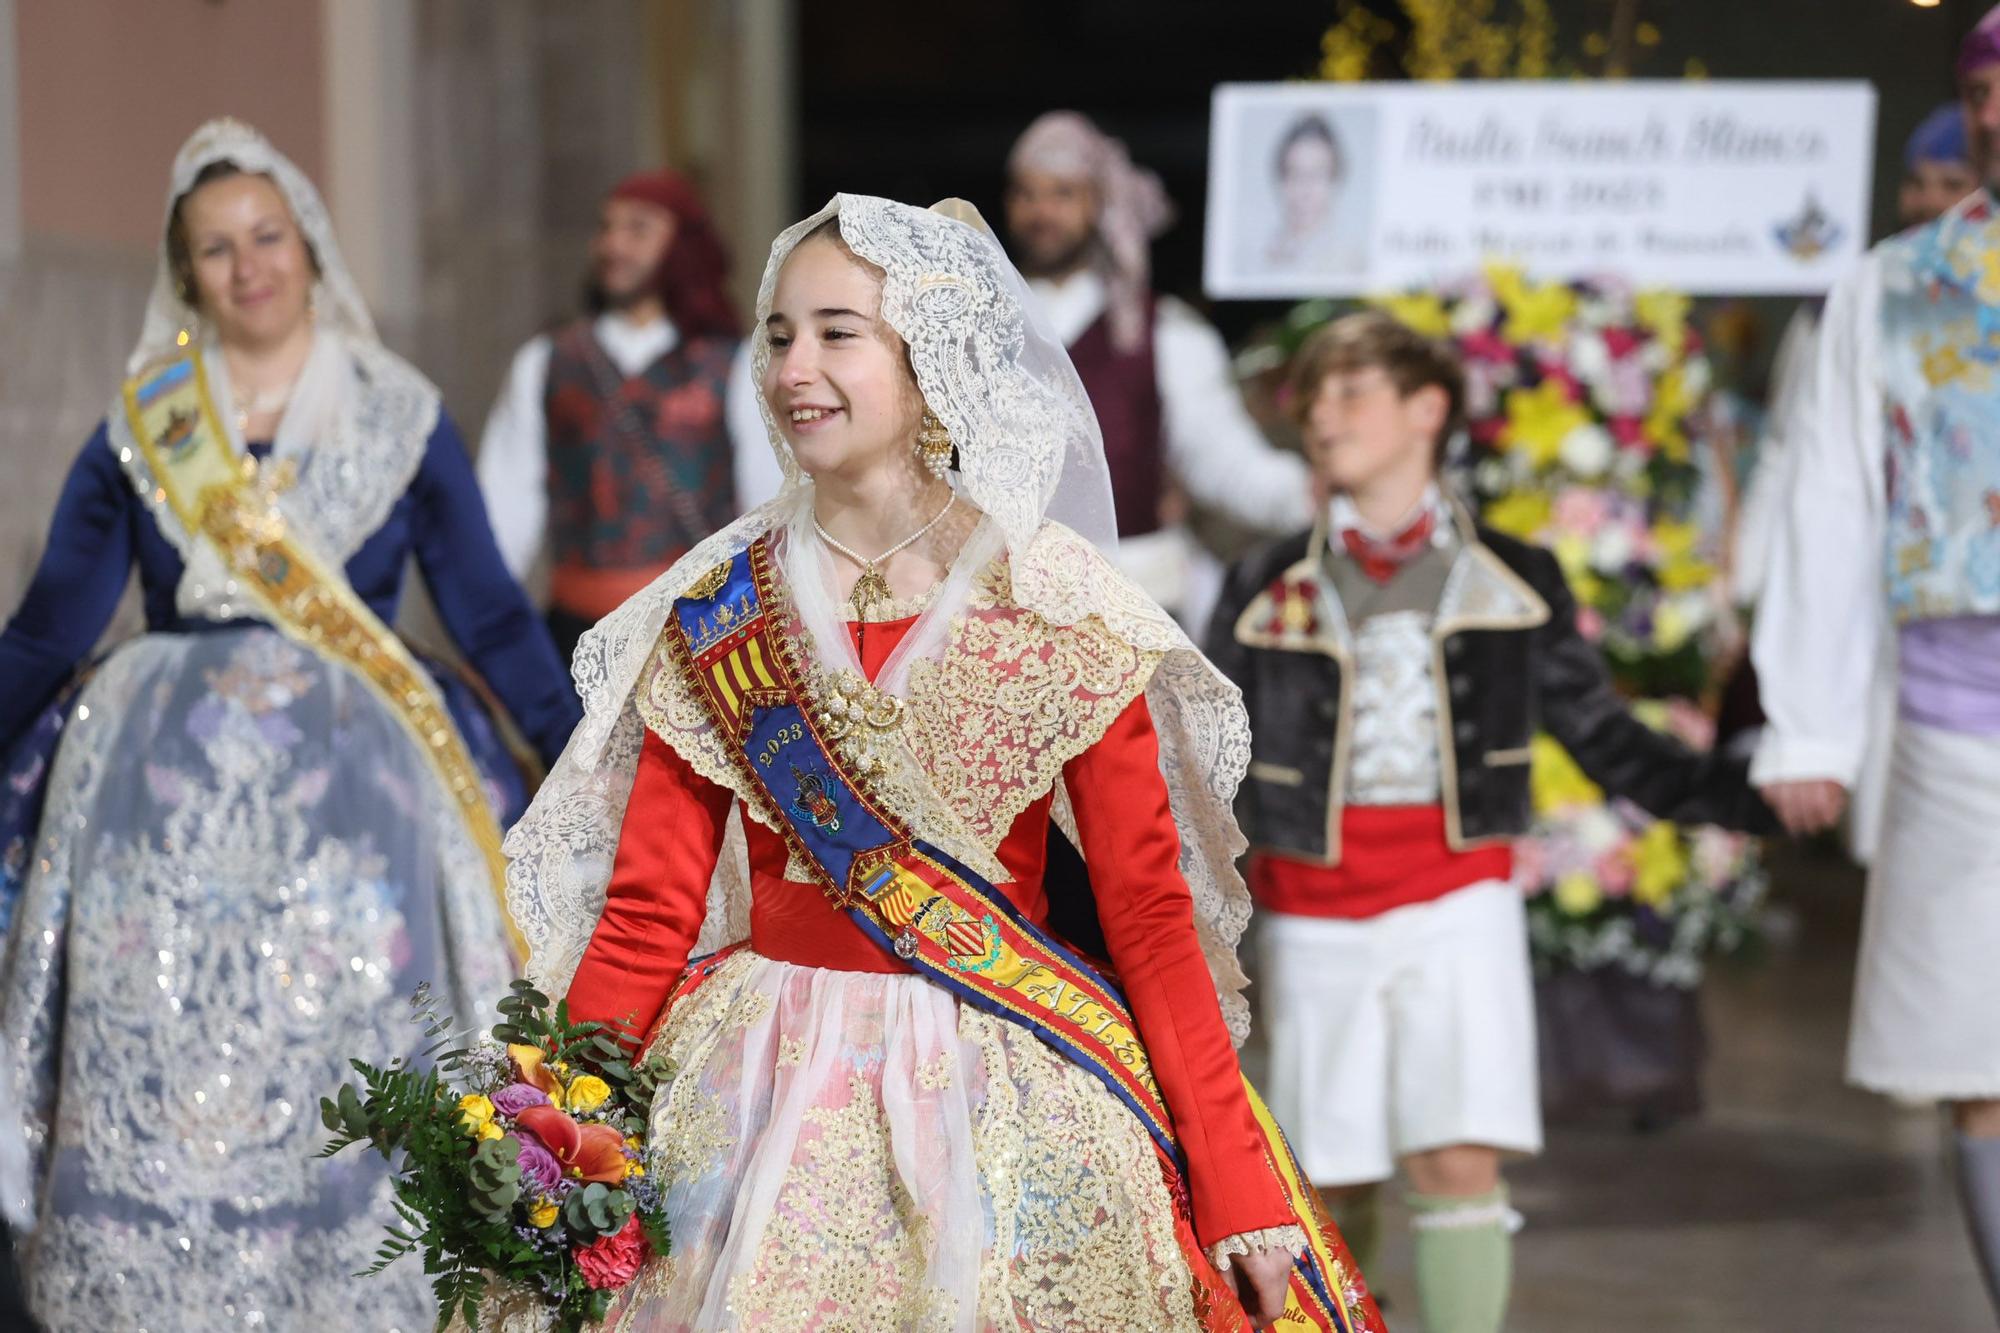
[130,117,374,373]
[108,118,440,610]
[507,194,1260,1042]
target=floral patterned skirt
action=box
[598,949,1203,1333]
[0,625,518,1331]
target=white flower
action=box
[1559,423,1615,478]
[1578,807,1626,855]
[1671,590,1714,631]
[1451,294,1499,335]
[1681,356,1713,399]
[1592,520,1636,571]
[1568,331,1612,389]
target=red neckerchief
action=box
[1339,506,1438,585]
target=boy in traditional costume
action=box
[1208,312,1771,1333]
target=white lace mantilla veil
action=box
[505,193,1262,1042]
[109,118,441,603]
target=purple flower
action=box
[514,1135,563,1194]
[491,1082,550,1117]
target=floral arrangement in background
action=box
[1241,264,1765,989]
[1380,266,1725,698]
[1520,700,1767,987]
[320,981,669,1331]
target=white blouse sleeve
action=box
[474,334,555,581]
[1749,259,1888,789]
[1153,300,1313,534]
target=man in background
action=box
[478,171,782,663]
[1005,111,1314,637]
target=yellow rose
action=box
[1630,822,1688,907]
[528,1199,559,1229]
[565,1075,612,1115]
[1553,871,1603,917]
[478,1121,504,1142]
[456,1094,496,1139]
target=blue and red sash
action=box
[662,537,1381,1333]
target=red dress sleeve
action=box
[1064,695,1296,1250]
[562,727,733,1047]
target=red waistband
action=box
[550,562,680,620]
[1252,805,1513,919]
[748,874,909,973]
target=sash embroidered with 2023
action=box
[663,538,1381,1333]
[121,350,525,961]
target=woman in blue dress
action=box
[0,119,581,1331]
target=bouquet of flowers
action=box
[1242,263,1765,989]
[319,981,669,1331]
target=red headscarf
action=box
[607,170,741,339]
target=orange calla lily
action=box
[508,1044,566,1108]
[515,1104,628,1184]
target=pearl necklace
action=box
[813,495,956,618]
[231,380,296,436]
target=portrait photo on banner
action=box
[1208,91,1381,293]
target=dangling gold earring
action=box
[916,409,954,479]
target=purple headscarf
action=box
[1959,5,2000,79]
[1008,111,1174,354]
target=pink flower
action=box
[1460,330,1518,364]
[491,1082,550,1118]
[1603,327,1642,359]
[512,1134,564,1194]
[1593,850,1636,896]
[1609,416,1647,450]
[1553,487,1611,538]
[1575,605,1606,641]
[1512,837,1548,888]
[575,1213,648,1290]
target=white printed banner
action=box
[1204,80,1878,298]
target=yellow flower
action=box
[1501,379,1589,469]
[528,1199,559,1229]
[1652,600,1695,653]
[1488,263,1577,344]
[565,1075,612,1115]
[1643,366,1694,462]
[456,1094,496,1139]
[477,1121,504,1142]
[1634,289,1691,355]
[1649,517,1715,602]
[1553,871,1603,917]
[625,1160,646,1181]
[1376,291,1452,337]
[1530,733,1602,814]
[1483,490,1553,541]
[1629,822,1688,907]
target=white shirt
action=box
[1024,271,1312,535]
[1749,254,1887,789]
[1732,306,1819,609]
[475,311,786,581]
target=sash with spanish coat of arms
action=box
[120,349,525,960]
[659,536,1382,1333]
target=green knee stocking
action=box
[1407,1185,1519,1333]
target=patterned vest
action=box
[1066,298,1165,539]
[1879,192,2000,623]
[542,320,737,576]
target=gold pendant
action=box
[849,564,892,616]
